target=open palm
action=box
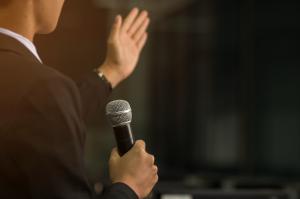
[101,8,150,88]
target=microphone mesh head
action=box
[106,100,132,127]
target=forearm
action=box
[77,71,112,122]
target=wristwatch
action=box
[95,69,113,91]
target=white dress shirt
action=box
[0,27,42,63]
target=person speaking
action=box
[0,0,157,198]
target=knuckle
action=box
[135,140,146,149]
[136,139,145,146]
[138,148,144,156]
[150,155,155,163]
[152,165,158,173]
[135,146,145,157]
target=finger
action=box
[122,7,139,32]
[152,165,158,174]
[149,155,155,165]
[108,15,122,42]
[135,140,146,151]
[133,18,150,43]
[137,33,148,51]
[128,10,148,36]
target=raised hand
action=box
[99,8,150,88]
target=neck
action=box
[0,2,35,41]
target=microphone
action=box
[106,100,135,156]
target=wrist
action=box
[98,64,123,88]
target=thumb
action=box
[110,147,120,161]
[109,15,122,41]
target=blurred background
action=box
[35,0,300,197]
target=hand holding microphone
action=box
[106,100,158,199]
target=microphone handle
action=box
[113,124,135,156]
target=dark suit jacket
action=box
[0,33,138,199]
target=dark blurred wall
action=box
[252,1,300,176]
[148,0,300,179]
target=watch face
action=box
[99,72,104,78]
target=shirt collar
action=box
[0,28,42,63]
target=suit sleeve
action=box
[76,71,112,123]
[9,77,137,199]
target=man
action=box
[0,0,157,199]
